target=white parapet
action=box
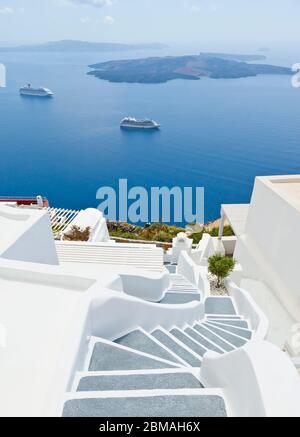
[225,279,269,340]
[234,175,300,323]
[190,234,224,266]
[178,251,210,296]
[62,208,110,243]
[171,232,193,264]
[119,271,170,302]
[0,205,58,265]
[89,288,205,341]
[200,340,300,417]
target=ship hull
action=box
[120,124,160,130]
[20,91,53,97]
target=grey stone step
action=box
[205,297,236,315]
[193,324,234,352]
[77,372,202,392]
[170,275,189,281]
[165,264,177,274]
[184,327,224,354]
[207,315,242,320]
[115,330,181,364]
[160,292,201,305]
[167,287,198,293]
[202,323,247,348]
[63,394,227,417]
[170,329,207,357]
[207,319,248,328]
[89,342,177,371]
[206,322,252,339]
[151,329,201,367]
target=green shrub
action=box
[152,230,172,242]
[209,225,234,238]
[190,232,204,244]
[208,254,236,288]
[64,225,91,242]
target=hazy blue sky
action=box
[0,0,298,46]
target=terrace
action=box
[0,178,299,416]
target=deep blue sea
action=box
[0,46,300,223]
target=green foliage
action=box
[208,254,236,288]
[190,232,204,245]
[108,222,185,243]
[141,223,184,242]
[106,221,234,245]
[190,225,234,243]
[151,231,171,242]
[209,225,234,238]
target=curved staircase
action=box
[62,297,253,417]
[159,273,201,304]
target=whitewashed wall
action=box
[234,177,300,322]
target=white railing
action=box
[46,207,80,237]
[225,279,269,340]
[177,251,198,285]
[119,271,170,302]
[177,251,210,297]
[90,289,205,341]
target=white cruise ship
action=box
[20,84,53,97]
[120,117,160,129]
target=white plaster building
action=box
[219,175,300,358]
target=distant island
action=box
[0,40,168,53]
[201,52,267,61]
[88,52,291,84]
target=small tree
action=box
[208,254,236,288]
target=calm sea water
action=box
[0,47,299,223]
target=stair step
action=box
[170,275,189,280]
[207,315,242,320]
[202,323,247,348]
[89,341,178,371]
[169,288,198,292]
[193,324,234,352]
[167,288,198,293]
[160,292,201,305]
[151,329,201,367]
[205,297,236,315]
[115,329,181,364]
[206,319,248,328]
[165,265,177,274]
[170,329,207,357]
[63,393,227,417]
[206,322,252,339]
[184,327,224,354]
[77,372,202,392]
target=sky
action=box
[0,0,299,47]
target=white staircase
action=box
[159,273,201,304]
[62,297,253,417]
